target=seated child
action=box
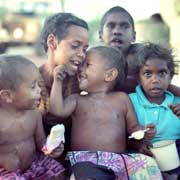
[49,46,163,180]
[129,43,180,178]
[98,6,180,96]
[0,55,64,180]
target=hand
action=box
[169,103,180,119]
[53,65,68,81]
[144,123,156,140]
[138,140,154,157]
[48,143,64,159]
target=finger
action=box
[172,106,180,114]
[146,123,156,128]
[140,147,154,157]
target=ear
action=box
[0,89,13,103]
[99,30,103,42]
[105,68,118,82]
[47,34,58,50]
[132,30,136,42]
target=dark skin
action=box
[99,11,180,96]
[0,109,45,171]
[49,51,153,153]
[0,68,64,180]
[71,92,141,152]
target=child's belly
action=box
[0,137,36,171]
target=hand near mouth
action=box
[53,65,68,81]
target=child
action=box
[129,43,180,178]
[49,46,163,180]
[38,12,89,170]
[39,12,89,114]
[0,55,64,180]
[99,6,180,96]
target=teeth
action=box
[72,60,80,65]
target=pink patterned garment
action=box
[0,153,64,180]
[67,151,163,180]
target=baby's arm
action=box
[49,65,77,118]
[34,111,46,151]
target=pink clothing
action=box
[67,151,163,180]
[0,153,64,180]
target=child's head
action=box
[78,45,126,92]
[126,43,145,75]
[40,12,89,76]
[99,6,136,55]
[135,43,175,102]
[0,55,41,110]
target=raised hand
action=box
[53,65,68,81]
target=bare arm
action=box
[49,65,77,118]
[34,110,46,151]
[168,84,180,96]
[122,93,143,135]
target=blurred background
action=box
[0,0,179,85]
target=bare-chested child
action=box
[0,55,64,180]
[49,46,163,180]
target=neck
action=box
[40,63,53,88]
[147,96,165,105]
[0,104,25,114]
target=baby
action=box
[0,55,64,180]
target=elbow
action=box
[49,105,68,118]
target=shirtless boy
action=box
[0,55,64,180]
[50,46,162,180]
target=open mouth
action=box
[69,60,82,73]
[111,39,123,45]
[150,88,162,94]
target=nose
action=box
[113,25,122,35]
[77,48,86,60]
[151,74,160,83]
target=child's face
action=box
[78,52,107,92]
[54,25,89,76]
[12,67,41,110]
[138,58,171,103]
[99,12,135,54]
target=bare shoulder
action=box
[112,91,130,100]
[28,109,42,122]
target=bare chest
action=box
[0,114,36,144]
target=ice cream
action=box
[129,130,145,140]
[128,128,150,140]
[42,124,65,155]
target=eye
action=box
[159,71,168,77]
[121,23,130,29]
[107,22,115,29]
[144,71,151,77]
[71,42,79,49]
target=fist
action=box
[53,65,67,81]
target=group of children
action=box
[0,5,180,180]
